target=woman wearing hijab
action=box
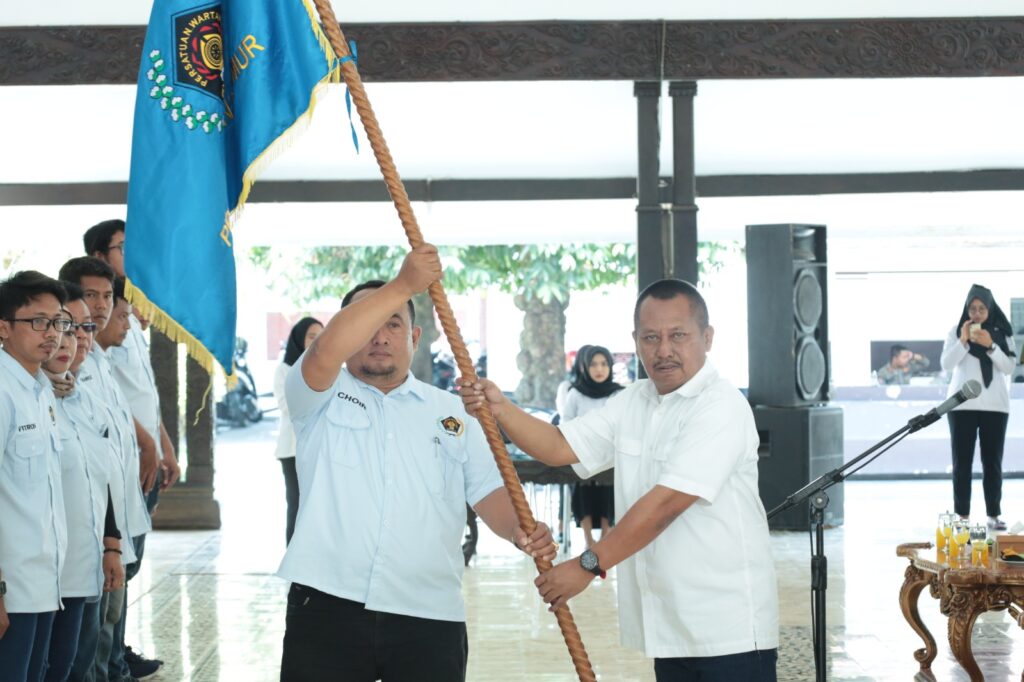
[562,345,623,548]
[274,317,324,544]
[940,284,1017,531]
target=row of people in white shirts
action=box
[0,251,175,681]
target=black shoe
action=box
[124,646,162,679]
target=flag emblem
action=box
[173,5,224,99]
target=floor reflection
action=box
[123,418,1024,680]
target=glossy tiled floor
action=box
[124,418,1024,680]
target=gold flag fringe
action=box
[227,1,342,228]
[125,278,219,422]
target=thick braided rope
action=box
[309,2,596,679]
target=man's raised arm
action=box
[302,245,442,391]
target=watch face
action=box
[580,550,598,571]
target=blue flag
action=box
[125,0,339,376]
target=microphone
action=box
[908,380,982,432]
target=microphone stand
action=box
[766,412,938,682]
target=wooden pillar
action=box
[669,81,699,285]
[150,328,178,448]
[634,80,664,295]
[151,353,221,529]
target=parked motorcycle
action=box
[432,350,486,393]
[215,337,262,428]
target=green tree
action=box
[444,245,635,408]
[248,241,733,408]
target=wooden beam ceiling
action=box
[3,18,1024,86]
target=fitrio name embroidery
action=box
[337,392,366,410]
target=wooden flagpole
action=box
[309,2,596,679]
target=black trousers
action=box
[948,410,1009,518]
[280,585,467,682]
[281,457,300,544]
[654,649,778,681]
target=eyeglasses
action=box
[7,317,74,332]
[73,322,98,333]
[107,244,125,254]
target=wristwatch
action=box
[0,578,6,597]
[579,549,606,579]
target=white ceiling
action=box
[3,77,1023,185]
[3,0,1022,25]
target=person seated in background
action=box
[876,344,930,385]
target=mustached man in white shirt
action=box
[461,279,779,682]
[0,271,69,682]
[278,245,557,682]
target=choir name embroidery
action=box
[337,392,366,410]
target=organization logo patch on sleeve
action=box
[439,416,464,437]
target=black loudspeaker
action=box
[755,405,844,530]
[746,224,829,407]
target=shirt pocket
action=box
[59,432,79,473]
[614,437,643,497]
[11,432,47,485]
[432,436,468,500]
[323,403,370,468]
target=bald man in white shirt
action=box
[462,279,779,682]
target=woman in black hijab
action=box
[274,317,324,543]
[561,345,623,547]
[939,284,1017,530]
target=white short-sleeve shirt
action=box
[559,361,779,659]
[272,362,296,460]
[108,316,163,459]
[0,351,67,613]
[55,387,113,598]
[80,347,151,539]
[277,360,504,622]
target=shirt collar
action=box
[0,349,47,393]
[91,344,108,360]
[346,368,427,402]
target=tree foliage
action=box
[248,241,734,405]
[248,243,638,305]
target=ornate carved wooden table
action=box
[897,542,1024,681]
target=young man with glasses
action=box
[0,270,70,681]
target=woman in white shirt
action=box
[562,345,623,548]
[42,296,124,682]
[940,284,1017,531]
[274,317,323,544]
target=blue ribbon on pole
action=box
[337,40,360,153]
